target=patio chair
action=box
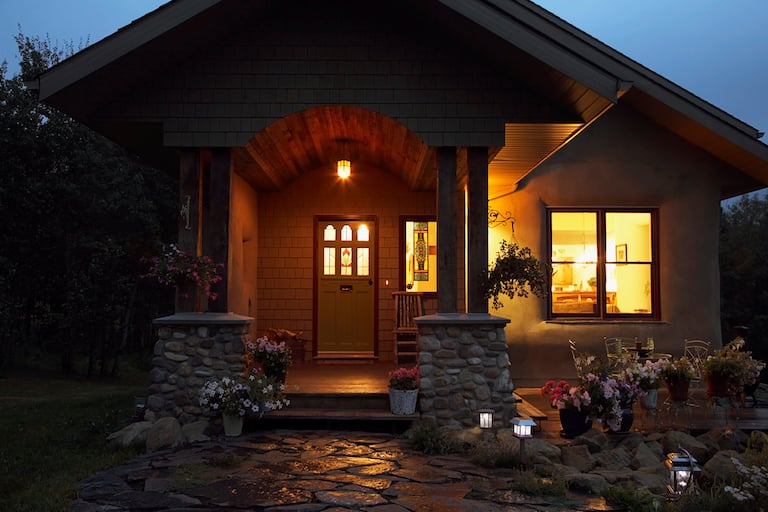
[684,339,710,407]
[604,336,638,358]
[568,339,582,377]
[392,291,424,364]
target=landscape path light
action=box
[510,417,536,467]
[665,447,700,496]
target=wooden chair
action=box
[392,291,424,364]
[568,339,582,377]
[684,339,711,407]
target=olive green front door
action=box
[316,218,376,355]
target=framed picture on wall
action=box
[616,243,627,263]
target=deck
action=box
[264,361,768,436]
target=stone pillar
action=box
[416,313,514,428]
[148,312,253,424]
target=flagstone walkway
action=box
[71,429,615,512]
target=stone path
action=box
[71,430,613,511]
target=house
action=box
[29,0,768,425]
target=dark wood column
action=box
[436,146,458,314]
[176,149,201,313]
[207,148,231,313]
[467,147,489,314]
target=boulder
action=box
[146,417,184,452]
[182,419,211,443]
[107,421,152,450]
[561,444,596,472]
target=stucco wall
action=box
[228,172,260,320]
[489,105,727,386]
[254,162,435,360]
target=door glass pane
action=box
[323,224,336,241]
[357,248,369,276]
[340,247,352,275]
[341,225,352,241]
[403,219,437,292]
[357,224,369,242]
[323,247,336,275]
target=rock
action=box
[526,438,562,464]
[631,441,662,470]
[571,428,609,453]
[565,472,609,495]
[146,417,183,452]
[107,421,152,449]
[561,444,596,472]
[593,445,632,470]
[661,430,708,463]
[182,419,211,443]
[701,449,745,486]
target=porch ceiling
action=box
[231,106,584,196]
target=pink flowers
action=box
[389,367,420,390]
[144,244,223,300]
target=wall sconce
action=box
[511,417,536,467]
[665,447,700,496]
[337,158,351,179]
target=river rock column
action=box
[415,313,515,428]
[148,312,253,424]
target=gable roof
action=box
[30,0,768,198]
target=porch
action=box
[259,361,768,437]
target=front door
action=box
[315,217,376,355]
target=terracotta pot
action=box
[559,408,592,438]
[706,374,734,397]
[665,378,690,402]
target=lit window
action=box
[549,209,656,318]
[401,217,437,293]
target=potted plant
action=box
[660,356,696,402]
[482,240,549,309]
[626,359,665,409]
[541,371,623,436]
[245,368,291,415]
[144,243,223,311]
[388,366,420,415]
[246,334,293,383]
[702,338,765,398]
[198,376,252,436]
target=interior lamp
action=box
[665,448,700,496]
[478,409,494,429]
[337,159,351,179]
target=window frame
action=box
[547,208,659,320]
[398,215,438,296]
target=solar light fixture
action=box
[478,409,494,429]
[511,417,536,467]
[665,447,700,496]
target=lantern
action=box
[665,448,700,495]
[478,409,494,429]
[511,417,537,467]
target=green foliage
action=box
[720,194,768,374]
[508,467,567,497]
[483,240,550,309]
[468,439,520,468]
[0,30,177,375]
[408,420,464,455]
[602,481,661,512]
[0,374,145,511]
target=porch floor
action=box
[272,361,768,437]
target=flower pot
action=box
[610,409,634,433]
[706,374,733,398]
[222,413,244,437]
[665,378,690,402]
[558,408,592,438]
[640,389,658,410]
[389,388,418,415]
[263,364,287,384]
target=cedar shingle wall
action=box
[105,9,559,148]
[254,162,434,359]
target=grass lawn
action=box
[0,370,148,511]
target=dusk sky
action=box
[2,0,766,198]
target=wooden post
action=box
[467,147,489,314]
[436,146,458,314]
[176,149,201,312]
[207,148,231,313]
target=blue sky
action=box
[2,0,766,197]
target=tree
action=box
[720,193,768,370]
[0,31,177,376]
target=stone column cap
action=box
[153,312,254,325]
[414,312,510,325]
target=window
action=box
[400,216,437,293]
[549,209,657,318]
